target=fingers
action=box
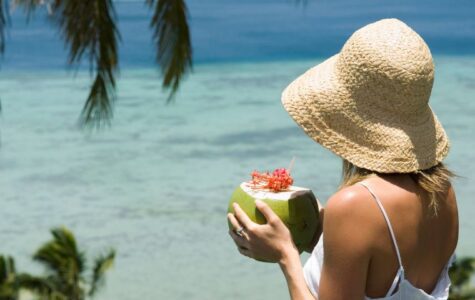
[238,246,253,258]
[255,200,279,225]
[227,212,242,231]
[228,213,250,242]
[229,229,249,248]
[227,213,252,256]
[232,203,255,229]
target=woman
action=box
[227,19,458,300]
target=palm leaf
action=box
[33,227,86,292]
[0,256,8,284]
[15,273,64,299]
[0,0,7,56]
[0,256,15,285]
[88,249,115,297]
[450,257,475,287]
[49,0,120,128]
[449,256,475,300]
[0,286,17,300]
[0,256,17,300]
[80,70,116,128]
[147,0,192,102]
[6,258,14,276]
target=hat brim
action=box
[281,54,450,173]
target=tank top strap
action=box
[358,182,404,271]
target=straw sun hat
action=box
[281,18,449,173]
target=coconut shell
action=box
[228,183,320,258]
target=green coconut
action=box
[228,182,320,257]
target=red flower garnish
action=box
[249,168,294,192]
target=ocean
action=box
[0,1,474,299]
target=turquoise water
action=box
[0,55,474,299]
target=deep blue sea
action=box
[1,1,474,299]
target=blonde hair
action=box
[339,159,456,215]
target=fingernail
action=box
[255,200,262,205]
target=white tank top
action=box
[303,181,456,300]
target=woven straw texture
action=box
[281,18,449,173]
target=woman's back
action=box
[351,174,458,298]
[303,173,458,299]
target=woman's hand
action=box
[227,200,299,263]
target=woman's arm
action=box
[317,189,373,300]
[228,201,317,299]
[228,185,374,300]
[279,247,318,300]
[277,190,372,300]
[280,197,325,299]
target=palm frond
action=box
[147,0,192,102]
[449,256,475,300]
[80,70,116,128]
[0,256,8,284]
[15,273,62,298]
[88,249,115,297]
[33,227,86,290]
[0,0,7,56]
[0,256,15,284]
[6,258,13,276]
[450,257,475,287]
[0,287,17,300]
[49,0,120,128]
[0,256,17,300]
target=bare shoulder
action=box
[323,183,382,253]
[319,182,380,294]
[325,183,379,227]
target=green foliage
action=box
[15,273,64,300]
[0,255,56,300]
[33,227,87,300]
[147,0,192,102]
[0,227,115,300]
[449,256,475,300]
[0,256,17,300]
[48,0,120,129]
[89,250,115,297]
[31,227,116,300]
[0,0,192,128]
[0,0,7,56]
